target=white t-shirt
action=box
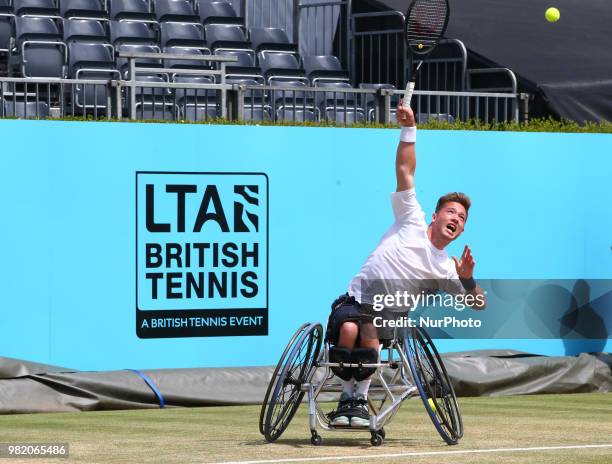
[348,188,464,305]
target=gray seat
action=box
[115,43,161,75]
[173,75,216,104]
[275,106,317,123]
[197,0,242,26]
[163,45,211,71]
[11,17,67,77]
[63,19,108,42]
[215,49,260,80]
[109,0,154,21]
[154,0,198,23]
[303,55,349,84]
[257,51,306,84]
[314,81,357,108]
[250,27,297,54]
[14,0,58,16]
[358,83,397,121]
[242,106,271,122]
[204,24,249,52]
[60,0,107,20]
[159,21,206,49]
[67,41,118,110]
[324,107,366,125]
[135,100,178,120]
[110,19,157,46]
[2,100,50,118]
[181,103,218,121]
[268,79,311,106]
[0,12,13,53]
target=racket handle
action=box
[403,81,415,106]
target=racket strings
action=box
[406,0,448,53]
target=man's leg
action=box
[330,321,359,426]
[351,322,379,426]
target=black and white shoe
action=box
[350,394,370,427]
[329,392,353,426]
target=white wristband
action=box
[400,126,417,143]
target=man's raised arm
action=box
[396,102,417,192]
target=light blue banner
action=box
[0,120,610,369]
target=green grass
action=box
[0,393,610,463]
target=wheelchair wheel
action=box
[261,322,323,442]
[259,322,311,435]
[404,327,463,445]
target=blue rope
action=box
[128,369,165,408]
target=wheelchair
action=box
[259,321,463,446]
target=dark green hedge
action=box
[3,115,612,133]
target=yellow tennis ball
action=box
[418,43,424,49]
[428,398,437,412]
[545,7,560,22]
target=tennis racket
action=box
[403,0,450,105]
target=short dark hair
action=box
[435,192,471,218]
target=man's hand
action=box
[452,245,475,279]
[453,245,486,310]
[397,99,416,127]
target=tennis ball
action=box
[418,43,424,49]
[428,398,437,413]
[545,7,560,22]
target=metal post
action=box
[240,0,249,30]
[292,0,300,53]
[346,0,353,86]
[519,93,529,123]
[376,88,391,124]
[228,84,245,121]
[128,57,136,120]
[220,62,227,119]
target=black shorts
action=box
[325,294,374,345]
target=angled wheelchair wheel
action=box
[261,322,323,442]
[259,322,311,435]
[404,327,463,445]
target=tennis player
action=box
[326,101,487,427]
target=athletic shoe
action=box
[350,394,370,427]
[329,392,353,426]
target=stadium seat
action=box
[314,81,356,108]
[154,0,198,23]
[215,50,260,80]
[63,19,108,43]
[10,17,67,77]
[416,113,455,124]
[181,103,218,121]
[13,0,59,16]
[2,99,49,118]
[242,106,271,122]
[249,27,297,55]
[116,43,162,76]
[159,21,206,50]
[227,76,265,100]
[204,24,249,52]
[197,0,242,26]
[303,55,349,84]
[110,19,157,46]
[173,75,216,104]
[135,100,178,120]
[275,106,317,123]
[109,0,154,22]
[0,9,13,53]
[257,51,307,84]
[324,107,366,125]
[358,83,397,122]
[268,79,311,106]
[67,41,118,110]
[60,0,107,20]
[163,45,211,71]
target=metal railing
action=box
[0,76,527,124]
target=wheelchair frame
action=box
[260,322,463,446]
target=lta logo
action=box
[136,172,268,339]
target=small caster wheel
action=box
[378,428,386,439]
[370,432,383,446]
[311,432,322,446]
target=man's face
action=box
[431,201,467,242]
